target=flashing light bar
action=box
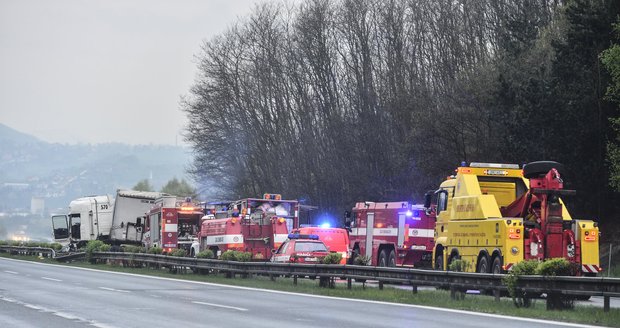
[469,162,520,169]
[263,193,282,200]
[288,233,319,240]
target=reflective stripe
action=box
[582,264,601,273]
[205,234,244,245]
[408,229,434,238]
[164,224,177,232]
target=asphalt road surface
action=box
[0,258,602,328]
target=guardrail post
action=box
[604,296,610,312]
[347,278,352,290]
[494,289,500,302]
[379,281,384,290]
[412,285,418,294]
[293,275,298,285]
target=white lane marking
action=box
[0,257,601,328]
[149,294,161,298]
[98,287,129,293]
[54,312,79,320]
[41,276,62,282]
[24,304,42,310]
[4,270,18,274]
[192,301,248,311]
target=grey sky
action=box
[0,0,259,145]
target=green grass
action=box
[1,253,618,327]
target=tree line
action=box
[183,0,620,235]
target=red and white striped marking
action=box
[582,264,601,273]
[503,263,513,271]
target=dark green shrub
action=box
[353,254,371,265]
[220,250,238,261]
[236,251,252,262]
[122,245,144,253]
[322,252,343,264]
[99,244,112,252]
[448,259,471,272]
[197,250,214,259]
[148,247,163,255]
[169,248,187,257]
[535,258,572,276]
[50,243,63,251]
[503,259,539,307]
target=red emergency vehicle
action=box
[192,194,299,260]
[143,196,204,254]
[271,233,329,263]
[346,201,434,267]
[292,227,350,264]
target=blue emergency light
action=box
[287,233,319,240]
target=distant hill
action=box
[0,123,41,144]
[0,123,193,211]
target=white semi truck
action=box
[52,190,165,249]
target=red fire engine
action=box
[192,194,299,260]
[346,201,434,267]
[143,195,204,254]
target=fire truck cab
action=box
[192,194,299,260]
[346,201,434,267]
[143,196,204,254]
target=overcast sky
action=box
[0,0,261,145]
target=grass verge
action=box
[1,253,617,327]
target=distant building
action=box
[31,197,45,215]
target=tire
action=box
[435,254,444,270]
[387,250,396,267]
[477,256,489,273]
[378,250,388,267]
[523,161,565,179]
[491,256,503,274]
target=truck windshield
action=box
[294,241,327,252]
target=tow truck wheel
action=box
[491,256,503,274]
[387,250,396,267]
[378,250,388,267]
[435,254,444,270]
[477,256,489,273]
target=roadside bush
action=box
[196,249,214,259]
[148,247,163,255]
[353,254,371,265]
[448,259,471,272]
[220,250,238,261]
[50,243,63,251]
[503,260,539,308]
[122,245,144,253]
[169,249,188,257]
[236,251,252,262]
[535,258,572,276]
[85,240,106,263]
[322,252,343,264]
[99,244,112,252]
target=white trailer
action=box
[52,190,165,249]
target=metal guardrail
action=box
[89,252,620,311]
[0,245,56,258]
[2,247,619,311]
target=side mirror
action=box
[136,217,142,227]
[423,191,433,209]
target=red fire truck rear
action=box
[346,201,434,267]
[142,195,204,254]
[191,194,299,260]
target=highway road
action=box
[0,258,601,328]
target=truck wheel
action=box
[378,250,388,267]
[388,250,396,267]
[477,256,489,273]
[435,254,444,270]
[491,256,503,274]
[523,161,565,179]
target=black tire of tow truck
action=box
[522,161,566,179]
[491,256,503,274]
[477,256,490,273]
